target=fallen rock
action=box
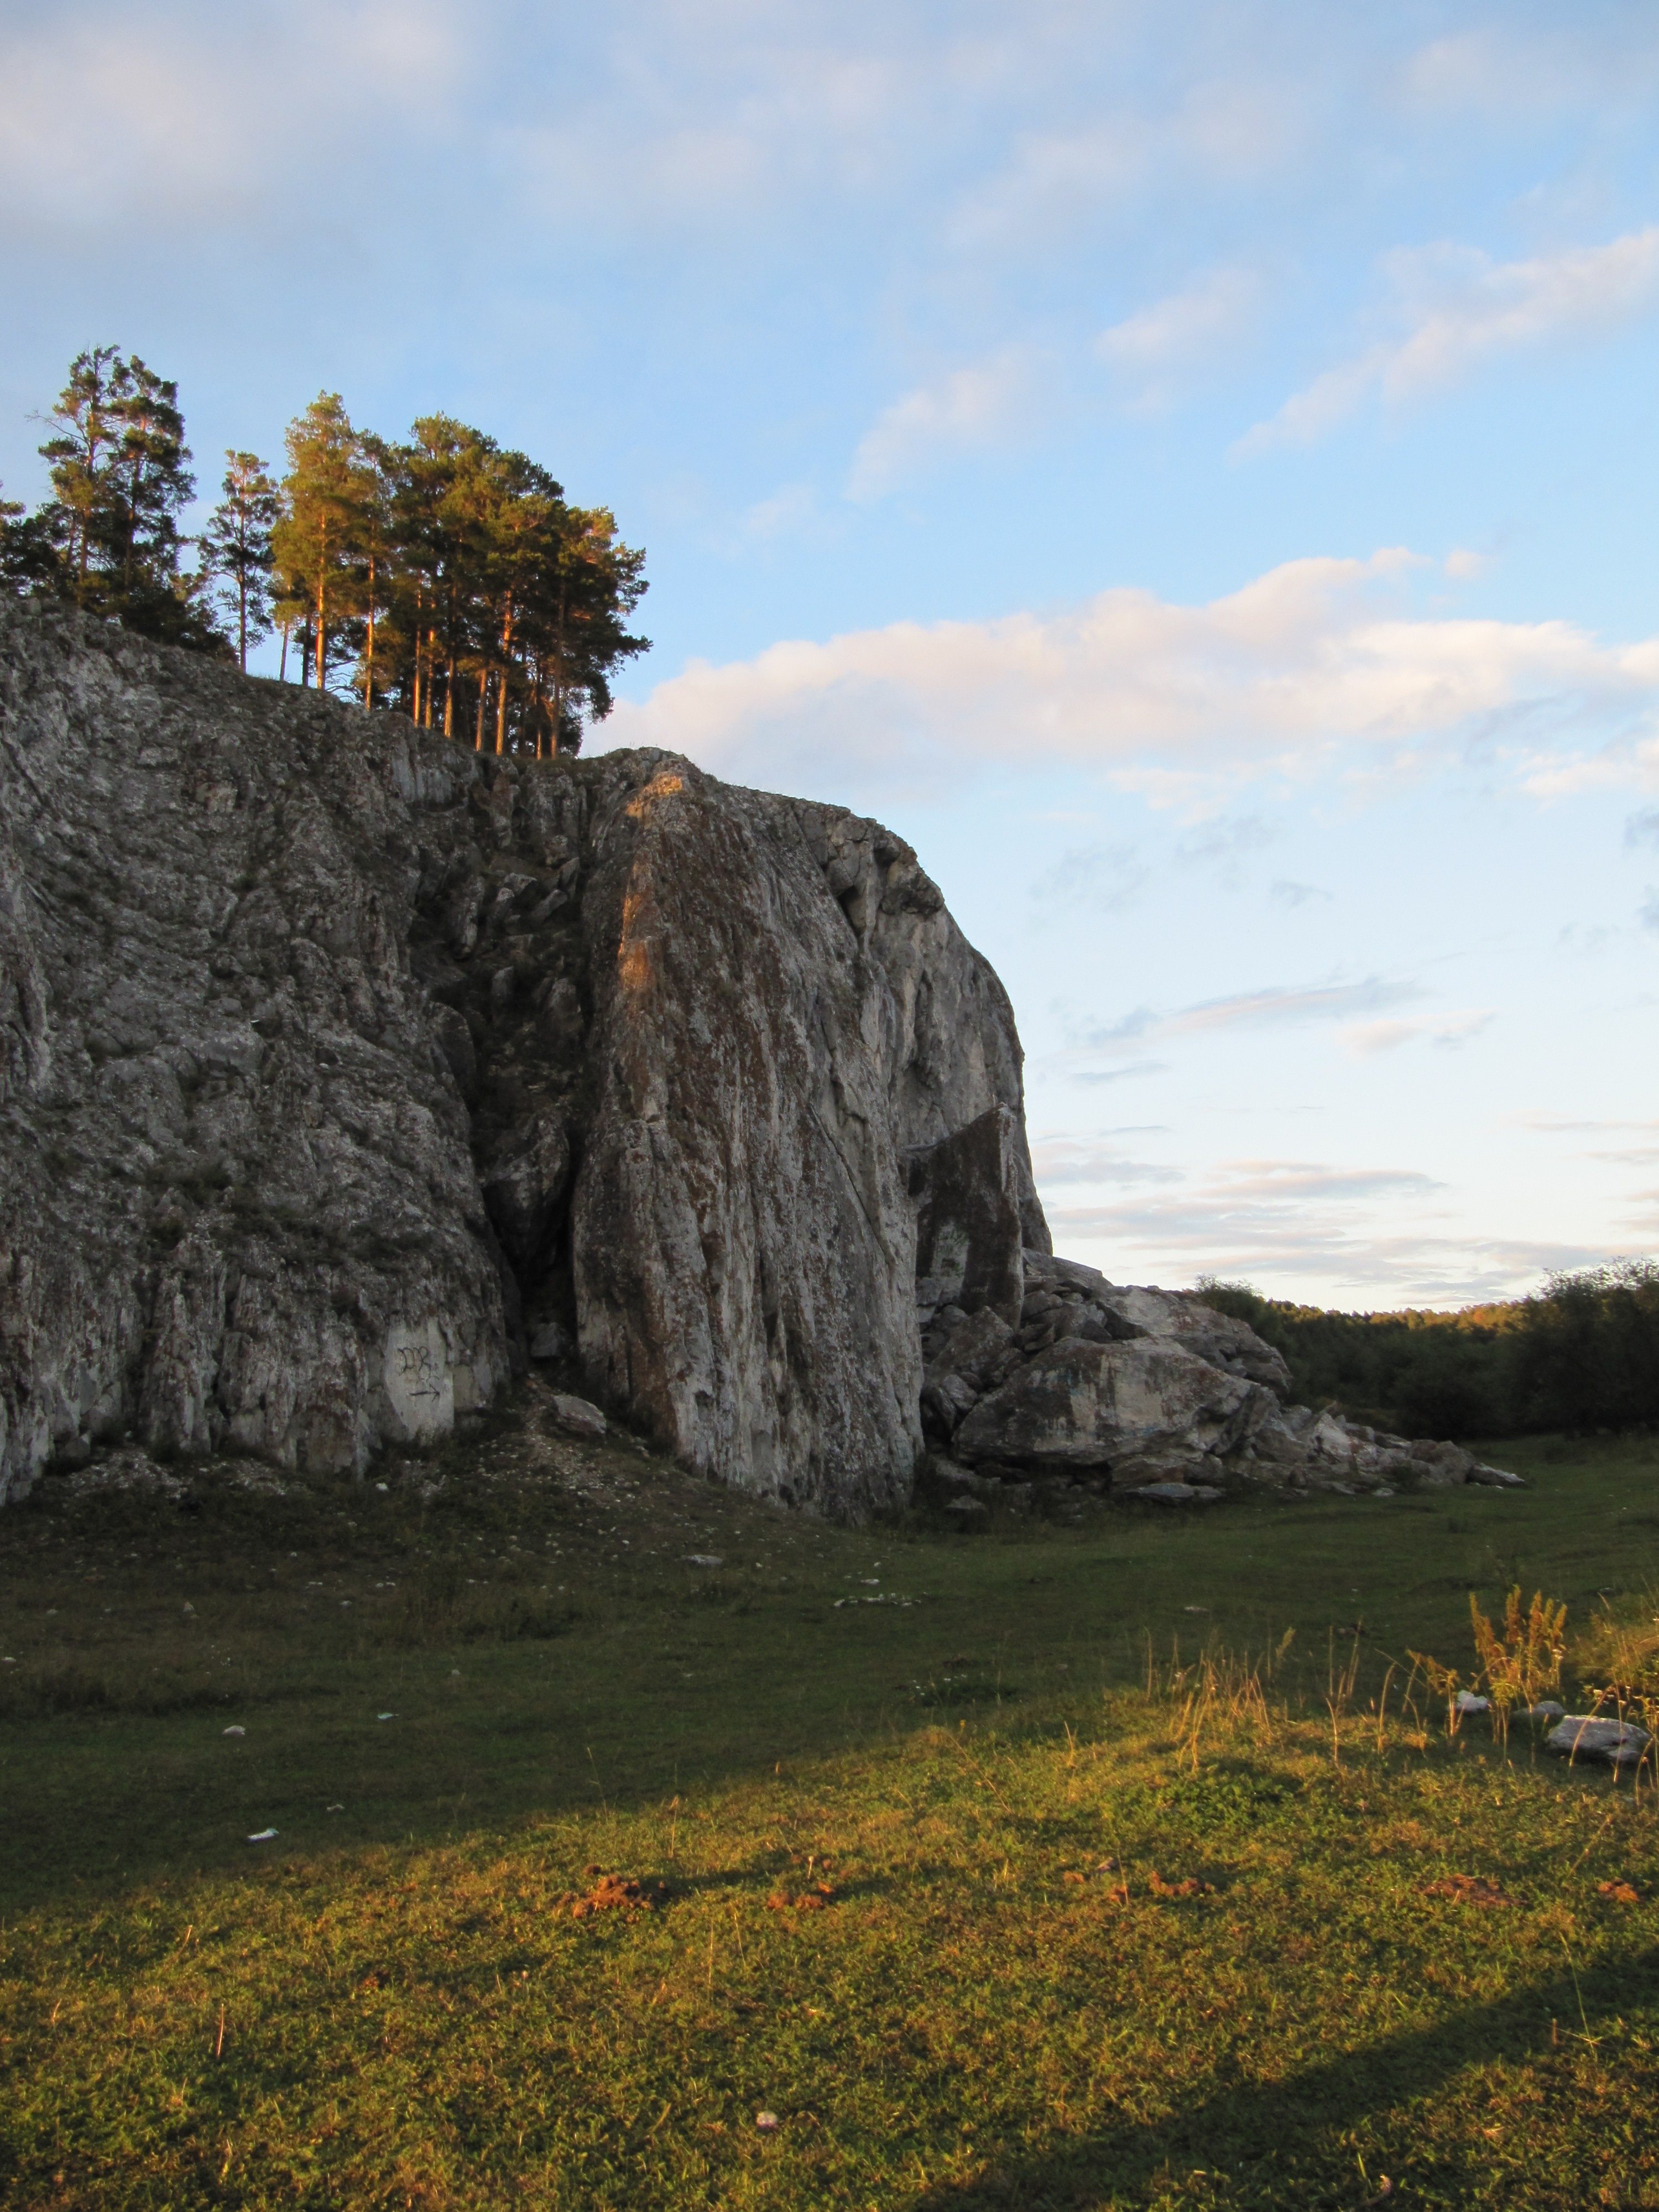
[953,1334,1272,1477]
[1546,1717,1653,1767]
[527,1321,572,1363]
[549,1392,607,1440]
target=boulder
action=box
[549,1392,607,1440]
[1545,1717,1653,1768]
[952,1334,1274,1478]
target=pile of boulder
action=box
[919,1248,1521,1516]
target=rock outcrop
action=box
[0,603,1518,1516]
[0,604,1041,1511]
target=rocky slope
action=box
[0,604,1040,1511]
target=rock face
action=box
[0,604,1041,1511]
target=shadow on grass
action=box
[915,1948,1659,2209]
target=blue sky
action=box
[4,0,1659,1307]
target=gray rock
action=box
[1545,1716,1653,1767]
[549,1391,607,1439]
[942,1494,990,1526]
[953,1334,1273,1476]
[527,1321,572,1362]
[1520,1700,1566,1722]
[922,1306,1016,1394]
[1124,1481,1222,1505]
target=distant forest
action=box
[1197,1261,1659,1441]
[0,347,648,758]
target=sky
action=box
[3,0,1658,1310]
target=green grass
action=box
[2,1398,1658,2209]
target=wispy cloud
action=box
[1270,878,1331,909]
[1069,1060,1170,1087]
[1029,1138,1181,1187]
[1031,841,1148,914]
[847,345,1042,499]
[1241,228,1659,452]
[1096,265,1261,409]
[603,546,1659,804]
[1340,1009,1493,1057]
[1076,975,1426,1058]
[1043,1145,1607,1304]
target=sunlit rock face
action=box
[0,603,1044,1512]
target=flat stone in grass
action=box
[1126,1481,1223,1505]
[1545,1716,1653,1768]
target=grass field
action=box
[2,1382,1657,2209]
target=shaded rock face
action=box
[0,606,1043,1512]
[909,1105,1028,1330]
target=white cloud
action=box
[847,346,1042,500]
[1096,265,1261,407]
[740,483,818,540]
[1241,228,1659,452]
[0,2,462,231]
[602,546,1659,803]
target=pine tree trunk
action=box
[474,669,488,752]
[280,622,289,682]
[238,570,248,674]
[444,657,455,740]
[364,552,377,711]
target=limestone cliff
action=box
[0,604,1042,1511]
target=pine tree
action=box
[34,346,220,649]
[272,394,373,692]
[527,504,649,757]
[199,452,280,672]
[101,356,194,623]
[0,486,58,595]
[35,346,124,605]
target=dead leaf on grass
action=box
[1597,1879,1641,1905]
[1423,1874,1510,1907]
[1146,1871,1213,1900]
[766,1882,836,1912]
[561,1873,669,1919]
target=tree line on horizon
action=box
[1197,1260,1659,1442]
[0,347,649,757]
